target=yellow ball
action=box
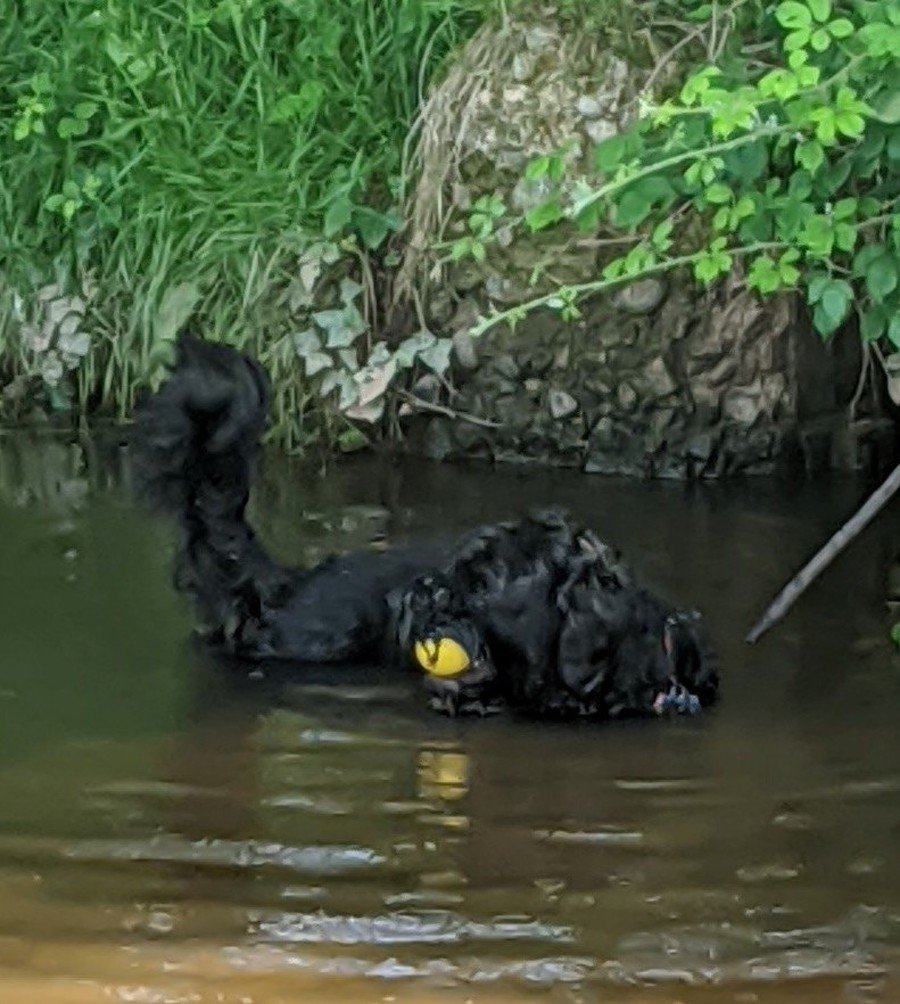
[413,637,471,678]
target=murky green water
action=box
[1,430,899,1003]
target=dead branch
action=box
[746,462,900,643]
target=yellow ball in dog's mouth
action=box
[413,637,471,678]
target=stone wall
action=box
[405,276,894,478]
[397,5,895,479]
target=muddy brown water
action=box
[1,430,899,1004]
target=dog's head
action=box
[388,573,503,716]
[555,558,719,718]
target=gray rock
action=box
[549,389,578,419]
[616,382,638,412]
[642,357,677,399]
[412,373,441,403]
[492,355,520,380]
[452,329,479,370]
[722,389,763,426]
[425,420,454,461]
[613,278,667,315]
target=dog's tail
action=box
[131,334,287,645]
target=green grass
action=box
[0,0,494,433]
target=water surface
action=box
[0,430,898,1003]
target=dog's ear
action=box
[386,587,414,649]
[665,612,719,706]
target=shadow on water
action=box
[0,429,899,1002]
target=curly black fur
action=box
[132,335,719,720]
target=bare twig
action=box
[746,463,900,643]
[848,341,871,421]
[399,391,500,429]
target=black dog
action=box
[132,335,718,719]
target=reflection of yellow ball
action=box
[413,637,471,678]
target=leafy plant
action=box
[0,0,496,444]
[461,0,900,367]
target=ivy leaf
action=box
[303,351,333,377]
[394,330,436,368]
[313,305,366,348]
[866,255,899,301]
[419,338,453,374]
[293,328,321,357]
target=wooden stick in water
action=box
[746,462,900,644]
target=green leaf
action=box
[853,242,887,277]
[834,222,857,252]
[57,117,88,139]
[338,427,369,453]
[866,255,899,301]
[806,0,831,22]
[813,278,853,336]
[153,281,201,347]
[74,101,98,121]
[784,27,812,49]
[293,328,321,357]
[888,315,900,349]
[860,305,889,342]
[806,271,830,303]
[314,305,366,348]
[796,139,824,173]
[525,197,564,232]
[105,34,131,67]
[827,17,854,38]
[776,1,812,29]
[891,622,900,649]
[470,240,486,263]
[525,155,550,181]
[353,206,399,249]
[871,89,900,125]
[594,135,628,173]
[705,182,732,204]
[748,255,781,294]
[323,196,352,238]
[835,111,866,137]
[800,215,834,256]
[833,197,857,220]
[651,219,673,250]
[303,351,332,377]
[810,26,831,50]
[419,338,453,374]
[13,118,30,141]
[450,238,471,262]
[613,176,675,229]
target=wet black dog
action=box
[132,335,718,719]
